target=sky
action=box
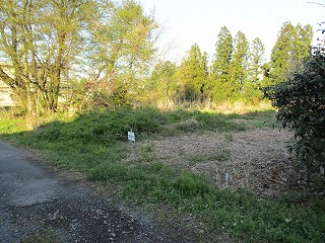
[140,0,325,63]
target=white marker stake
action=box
[225,173,229,187]
[128,129,135,143]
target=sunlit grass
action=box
[1,107,323,243]
[156,100,274,115]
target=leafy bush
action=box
[265,55,325,175]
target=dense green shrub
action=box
[265,55,325,175]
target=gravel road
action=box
[0,140,184,243]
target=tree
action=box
[88,0,158,106]
[0,0,157,113]
[269,22,313,85]
[228,31,249,100]
[211,26,233,102]
[269,22,297,84]
[149,60,178,106]
[296,24,313,60]
[177,44,208,102]
[0,0,96,114]
[245,37,265,101]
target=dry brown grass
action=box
[140,122,310,197]
[155,100,274,114]
[209,100,274,114]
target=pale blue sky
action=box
[140,0,325,63]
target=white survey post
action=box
[128,129,135,143]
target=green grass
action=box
[0,108,245,170]
[0,118,26,134]
[225,110,279,128]
[1,107,324,243]
[88,160,325,243]
[23,230,62,243]
[188,149,230,166]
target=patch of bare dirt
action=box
[144,127,313,197]
[150,132,226,163]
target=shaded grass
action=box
[89,160,325,243]
[23,230,62,243]
[1,107,324,243]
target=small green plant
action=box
[224,133,233,142]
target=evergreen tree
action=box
[245,37,265,100]
[177,44,208,102]
[269,22,313,85]
[211,26,233,102]
[295,24,313,61]
[269,22,297,84]
[228,31,249,100]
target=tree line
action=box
[0,0,313,115]
[148,23,313,107]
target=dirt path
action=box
[0,141,182,243]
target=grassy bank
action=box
[1,107,324,243]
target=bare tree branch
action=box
[307,1,325,8]
[0,66,16,88]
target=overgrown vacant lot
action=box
[1,108,324,243]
